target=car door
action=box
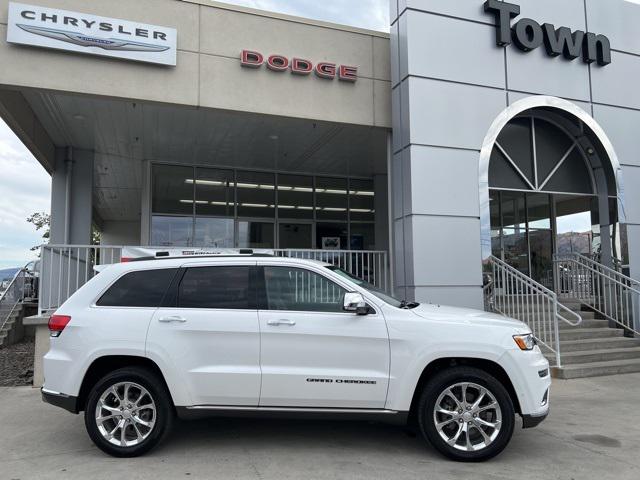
[258,264,390,409]
[146,262,261,406]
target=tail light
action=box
[121,257,132,263]
[49,315,71,337]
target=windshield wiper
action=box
[400,300,420,309]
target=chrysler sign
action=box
[6,2,177,66]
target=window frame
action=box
[93,268,179,309]
[256,265,354,314]
[173,264,258,310]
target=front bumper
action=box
[41,388,79,414]
[522,410,548,429]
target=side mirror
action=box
[343,292,369,315]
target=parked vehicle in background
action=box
[41,251,550,461]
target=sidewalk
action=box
[1,373,639,479]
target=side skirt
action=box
[176,405,409,425]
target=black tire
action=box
[417,366,515,462]
[84,367,174,457]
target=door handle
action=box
[267,319,296,326]
[158,316,187,323]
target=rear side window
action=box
[97,269,177,307]
[178,266,254,309]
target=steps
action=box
[546,298,640,379]
[0,306,24,347]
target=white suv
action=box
[42,253,550,461]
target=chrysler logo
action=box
[16,24,170,52]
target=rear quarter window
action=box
[96,268,177,307]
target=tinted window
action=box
[178,266,253,309]
[97,269,177,307]
[264,267,346,312]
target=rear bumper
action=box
[521,410,548,429]
[41,388,79,414]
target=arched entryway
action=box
[479,96,626,291]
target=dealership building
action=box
[2,0,640,329]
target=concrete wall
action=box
[100,221,141,246]
[390,0,640,308]
[0,0,390,129]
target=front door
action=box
[257,265,390,408]
[147,263,261,406]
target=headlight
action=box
[513,333,537,351]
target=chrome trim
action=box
[185,406,400,414]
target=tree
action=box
[26,212,50,251]
[27,212,101,252]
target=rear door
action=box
[257,264,390,409]
[147,261,261,406]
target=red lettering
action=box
[339,65,358,82]
[240,49,263,68]
[291,58,313,75]
[267,54,289,72]
[315,62,336,79]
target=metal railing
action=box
[484,255,582,367]
[38,245,390,316]
[38,245,123,315]
[274,249,389,292]
[0,265,30,336]
[554,253,640,336]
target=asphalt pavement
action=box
[1,373,639,479]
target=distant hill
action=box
[0,267,20,282]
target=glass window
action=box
[278,223,313,249]
[195,168,234,217]
[316,177,348,221]
[151,216,192,247]
[349,179,375,222]
[194,217,234,248]
[527,193,551,230]
[277,174,314,219]
[238,221,274,248]
[496,117,534,185]
[237,171,275,218]
[350,223,375,250]
[152,165,194,215]
[97,269,177,307]
[178,266,253,309]
[264,267,346,312]
[316,223,348,250]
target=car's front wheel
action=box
[84,367,174,457]
[418,366,515,462]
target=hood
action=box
[410,303,529,331]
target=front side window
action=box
[178,266,253,309]
[97,269,177,307]
[264,266,346,312]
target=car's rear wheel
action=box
[84,367,174,457]
[418,366,515,462]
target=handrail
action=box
[485,255,583,367]
[554,252,640,336]
[0,263,30,336]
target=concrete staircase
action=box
[0,304,26,347]
[548,299,640,379]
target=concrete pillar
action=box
[49,147,94,245]
[374,174,389,253]
[140,159,151,246]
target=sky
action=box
[0,0,389,269]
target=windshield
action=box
[326,266,419,309]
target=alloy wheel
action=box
[94,381,157,447]
[433,382,502,452]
